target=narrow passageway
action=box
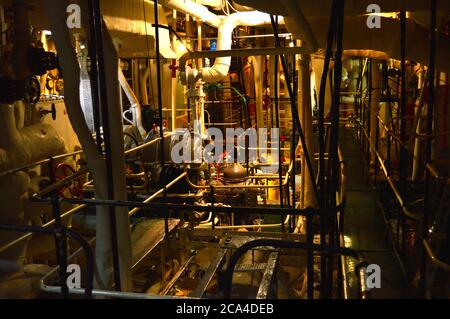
[340,128,411,298]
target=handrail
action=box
[128,172,187,217]
[39,236,194,299]
[0,204,87,254]
[0,149,84,177]
[0,131,174,177]
[337,145,347,207]
[221,238,369,299]
[359,121,421,220]
[426,163,450,184]
[0,223,94,298]
[124,132,174,155]
[0,167,183,254]
[422,239,450,272]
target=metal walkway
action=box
[340,127,411,298]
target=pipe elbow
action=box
[200,62,230,83]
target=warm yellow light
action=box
[177,42,187,53]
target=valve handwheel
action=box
[53,163,83,199]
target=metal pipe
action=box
[179,47,309,72]
[128,172,187,217]
[325,0,345,298]
[280,0,318,52]
[195,215,291,230]
[423,239,450,272]
[154,0,165,169]
[42,197,320,217]
[318,0,338,209]
[360,125,420,220]
[421,0,437,296]
[159,0,221,28]
[274,45,284,220]
[0,204,87,254]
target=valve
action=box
[169,59,179,78]
[40,103,57,120]
[53,163,84,199]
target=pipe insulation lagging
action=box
[200,11,284,83]
[118,68,147,138]
[0,103,66,173]
[159,0,222,28]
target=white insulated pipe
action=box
[118,68,147,137]
[159,0,222,28]
[200,11,283,83]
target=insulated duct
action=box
[201,12,283,83]
[159,0,222,28]
[118,68,147,137]
[180,11,284,84]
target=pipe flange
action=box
[180,66,200,86]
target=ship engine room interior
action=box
[0,0,449,300]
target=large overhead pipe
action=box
[180,11,284,85]
[280,0,318,52]
[159,0,222,28]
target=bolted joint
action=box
[179,66,200,86]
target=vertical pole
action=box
[171,9,177,131]
[367,59,372,166]
[153,0,169,235]
[91,0,121,291]
[383,60,392,174]
[327,0,345,297]
[318,0,338,209]
[421,0,437,297]
[359,58,363,145]
[316,0,338,298]
[51,197,69,298]
[291,131,296,230]
[306,211,314,299]
[154,0,165,166]
[399,11,407,257]
[86,5,103,152]
[274,49,284,230]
